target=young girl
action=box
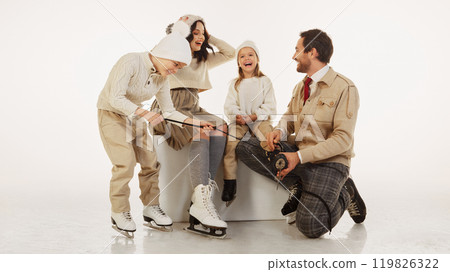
[150,15,235,238]
[222,41,276,206]
[97,20,213,238]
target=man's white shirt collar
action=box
[310,64,329,83]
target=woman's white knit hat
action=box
[237,40,260,58]
[166,14,205,34]
[181,14,204,28]
[151,21,192,65]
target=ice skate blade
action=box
[225,197,236,207]
[284,212,296,224]
[183,226,227,239]
[112,225,135,239]
[143,222,173,232]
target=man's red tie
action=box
[304,77,312,104]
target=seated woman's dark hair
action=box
[186,20,214,63]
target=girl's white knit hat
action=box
[237,40,260,58]
[151,21,192,65]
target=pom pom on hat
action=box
[181,14,204,28]
[237,40,260,58]
[166,20,190,38]
[151,21,192,66]
[166,14,205,34]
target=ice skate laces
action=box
[208,179,220,192]
[287,186,298,202]
[151,205,167,218]
[203,181,221,219]
[347,202,360,216]
[123,211,133,221]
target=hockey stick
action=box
[164,118,289,167]
[164,118,242,141]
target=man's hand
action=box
[266,130,282,151]
[277,152,300,180]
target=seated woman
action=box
[150,15,235,238]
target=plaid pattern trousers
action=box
[236,137,351,238]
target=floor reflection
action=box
[110,236,136,254]
[107,220,367,254]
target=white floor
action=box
[1,180,449,254]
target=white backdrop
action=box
[1,0,450,229]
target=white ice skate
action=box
[143,205,173,232]
[184,180,227,239]
[111,211,136,239]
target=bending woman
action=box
[97,21,212,238]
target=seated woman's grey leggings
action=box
[188,136,226,187]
